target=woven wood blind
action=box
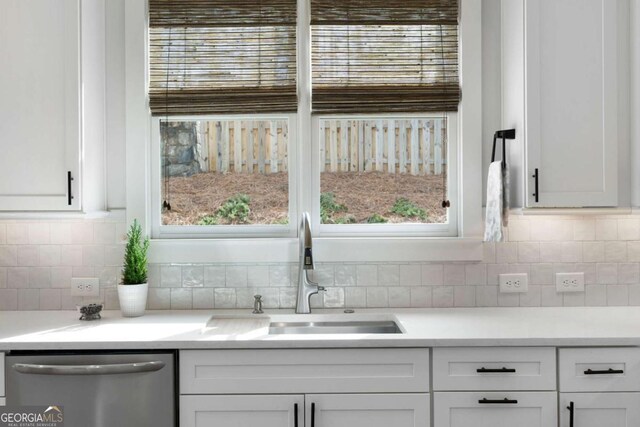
[148,1,297,116]
[311,0,460,114]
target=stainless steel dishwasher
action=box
[5,351,176,427]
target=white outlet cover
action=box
[499,273,529,293]
[71,277,100,297]
[555,272,585,293]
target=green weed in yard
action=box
[198,215,219,226]
[366,213,388,223]
[390,198,426,220]
[320,192,348,223]
[217,194,251,223]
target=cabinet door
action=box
[306,394,429,427]
[180,395,303,427]
[433,392,557,427]
[0,0,81,211]
[560,393,640,427]
[525,0,618,207]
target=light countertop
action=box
[1,307,640,351]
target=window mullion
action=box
[297,0,314,229]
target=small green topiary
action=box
[122,219,150,285]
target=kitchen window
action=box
[128,0,482,261]
[147,0,461,239]
[148,0,298,238]
[310,1,460,236]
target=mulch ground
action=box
[162,171,447,225]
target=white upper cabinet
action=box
[504,0,625,207]
[0,0,81,211]
[0,0,108,212]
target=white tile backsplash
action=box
[345,287,367,308]
[226,266,248,288]
[2,215,640,310]
[378,265,399,286]
[410,287,431,308]
[356,265,378,286]
[388,287,411,308]
[17,246,39,267]
[432,286,454,308]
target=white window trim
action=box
[124,0,483,263]
[150,114,298,239]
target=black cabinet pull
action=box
[478,398,518,404]
[584,368,624,375]
[67,171,74,206]
[532,168,539,203]
[477,367,516,373]
[311,402,315,427]
[567,401,574,427]
[294,403,298,427]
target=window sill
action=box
[148,237,483,264]
[0,209,125,221]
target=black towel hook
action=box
[491,129,516,167]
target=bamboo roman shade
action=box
[311,0,460,114]
[148,0,297,116]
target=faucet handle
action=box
[304,247,314,269]
[318,286,326,292]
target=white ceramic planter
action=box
[117,283,148,317]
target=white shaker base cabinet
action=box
[433,392,557,427]
[306,394,430,427]
[181,394,429,427]
[560,393,640,427]
[180,395,304,427]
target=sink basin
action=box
[268,320,402,335]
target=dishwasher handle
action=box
[12,360,166,376]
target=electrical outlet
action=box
[556,272,585,293]
[71,278,100,297]
[499,273,529,293]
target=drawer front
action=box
[180,348,430,394]
[433,347,556,391]
[559,347,640,392]
[433,392,558,427]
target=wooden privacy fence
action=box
[320,119,447,175]
[199,119,446,175]
[199,120,289,174]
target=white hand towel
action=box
[484,161,509,242]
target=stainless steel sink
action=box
[268,320,402,335]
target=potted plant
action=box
[117,219,150,317]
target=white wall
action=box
[632,0,640,206]
[105,0,126,209]
[617,0,631,207]
[82,0,107,212]
[482,0,504,206]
